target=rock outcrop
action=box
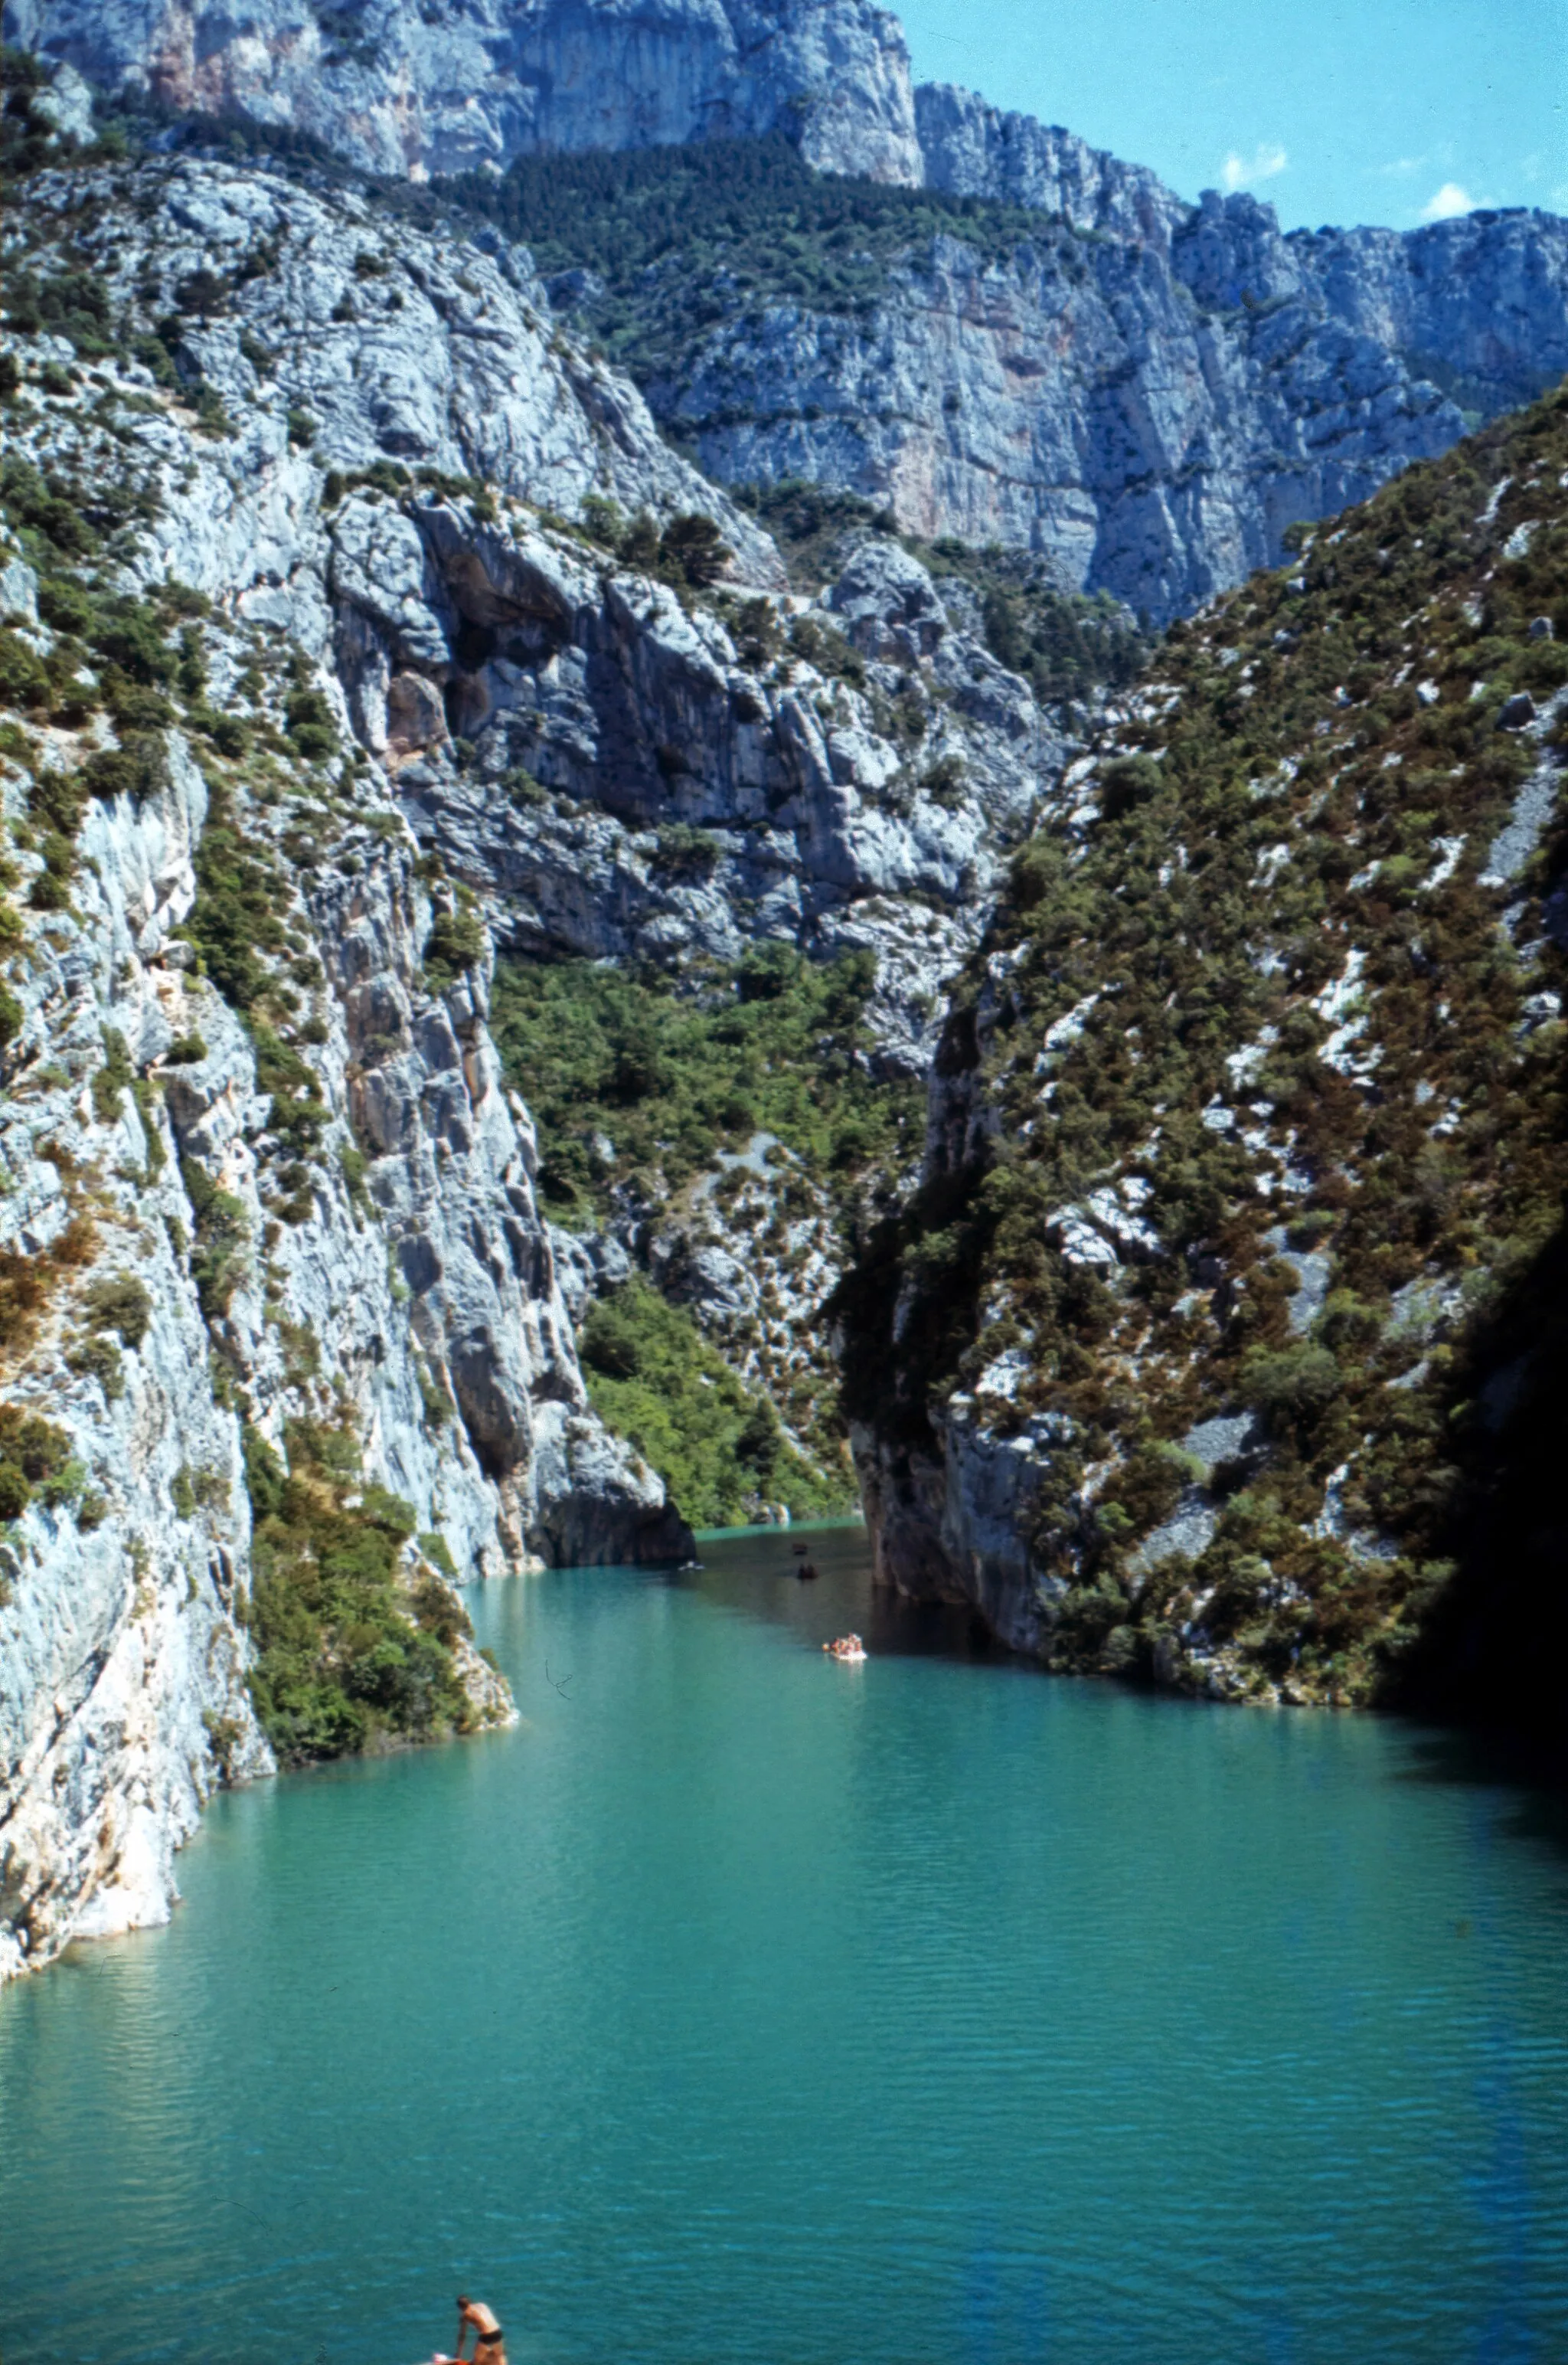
[368,505,1066,1072]
[5,0,924,183]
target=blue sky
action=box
[894,0,1566,231]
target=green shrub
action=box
[81,1272,152,1348]
[658,512,730,588]
[87,601,174,686]
[180,1156,250,1318]
[580,1295,642,1379]
[418,1530,459,1580]
[423,904,486,985]
[244,1420,478,1764]
[180,773,287,1008]
[91,1027,133,1124]
[577,1276,851,1525]
[652,823,721,877]
[410,1359,450,1428]
[921,752,967,807]
[0,1402,78,1522]
[0,628,50,709]
[80,731,168,803]
[68,1332,124,1401]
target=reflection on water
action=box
[2,1525,1566,2364]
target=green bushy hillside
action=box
[835,381,1568,1715]
[491,944,918,1212]
[491,947,918,1521]
[574,1274,846,1529]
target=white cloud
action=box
[1221,142,1288,193]
[1419,182,1474,221]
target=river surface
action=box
[2,1525,1567,2363]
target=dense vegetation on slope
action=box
[573,1275,843,1529]
[491,946,919,1519]
[244,1423,480,1763]
[836,381,1568,1711]
[427,134,1076,372]
[492,944,916,1209]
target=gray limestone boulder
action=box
[528,1404,696,1567]
[826,537,949,659]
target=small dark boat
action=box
[797,1560,819,1581]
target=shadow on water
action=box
[1393,1725,1568,1862]
[669,1519,1030,1668]
[673,1519,1568,1866]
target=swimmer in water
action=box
[435,2295,506,2365]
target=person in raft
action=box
[435,2295,506,2365]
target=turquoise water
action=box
[2,1525,1567,2363]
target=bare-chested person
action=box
[435,2293,506,2365]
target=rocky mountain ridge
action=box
[4,0,927,182]
[9,0,1568,623]
[541,149,1568,624]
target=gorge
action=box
[0,0,1566,1990]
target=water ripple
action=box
[2,1532,1566,2363]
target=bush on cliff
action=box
[244,1421,476,1764]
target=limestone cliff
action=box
[3,0,924,182]
[8,0,1568,620]
[641,179,1568,625]
[0,146,720,1976]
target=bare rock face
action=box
[1,155,721,1978]
[654,187,1568,625]
[915,82,1187,244]
[4,0,924,183]
[354,499,1068,1075]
